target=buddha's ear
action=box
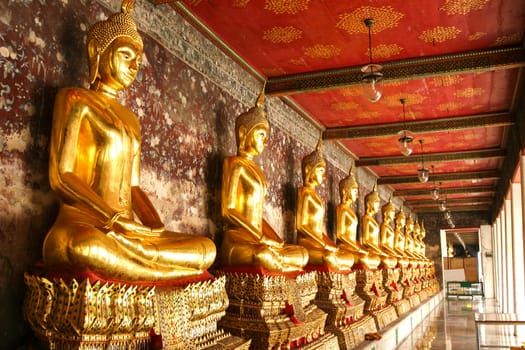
[238,125,246,150]
[88,39,101,84]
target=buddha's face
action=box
[243,125,268,157]
[310,164,326,187]
[98,37,142,91]
[396,216,405,229]
[350,186,358,202]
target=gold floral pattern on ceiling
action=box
[339,87,361,97]
[368,43,403,59]
[264,0,310,15]
[384,93,426,108]
[262,67,287,76]
[289,57,307,66]
[455,87,484,98]
[336,6,404,35]
[232,0,251,8]
[263,26,303,43]
[437,102,464,111]
[354,111,381,120]
[384,81,409,87]
[331,101,359,111]
[430,75,463,87]
[495,32,522,46]
[468,32,487,41]
[419,26,461,43]
[440,0,490,15]
[304,44,341,59]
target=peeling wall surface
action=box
[0,1,412,347]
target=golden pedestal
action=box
[382,268,411,316]
[23,272,249,350]
[312,269,377,349]
[355,269,396,330]
[217,269,339,349]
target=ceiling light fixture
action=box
[398,98,414,156]
[439,192,447,211]
[361,18,383,103]
[430,165,440,200]
[417,139,429,183]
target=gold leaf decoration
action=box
[455,87,484,98]
[264,0,310,15]
[339,88,361,97]
[263,26,303,43]
[384,81,409,87]
[384,93,426,107]
[336,6,405,35]
[355,111,381,120]
[367,43,403,59]
[304,44,341,59]
[468,32,487,41]
[419,26,461,43]
[430,75,463,87]
[437,102,464,111]
[289,57,307,66]
[262,67,287,76]
[232,0,251,7]
[331,101,359,111]
[440,0,490,15]
[495,31,523,46]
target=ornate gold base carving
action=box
[23,273,249,350]
[355,269,387,312]
[23,273,154,349]
[218,271,337,349]
[314,271,365,327]
[328,314,376,349]
[154,276,250,349]
[408,293,421,308]
[369,305,398,330]
[392,298,412,316]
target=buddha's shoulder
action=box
[56,87,110,108]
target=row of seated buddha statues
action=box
[21,1,437,349]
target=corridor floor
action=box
[395,297,525,350]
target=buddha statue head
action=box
[414,220,421,239]
[421,220,426,239]
[339,164,358,204]
[395,208,406,230]
[381,194,395,222]
[87,0,144,86]
[235,85,270,157]
[301,135,326,187]
[364,182,380,215]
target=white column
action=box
[479,225,494,298]
[505,199,514,313]
[494,217,501,306]
[511,182,525,313]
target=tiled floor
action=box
[395,297,525,350]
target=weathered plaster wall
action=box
[0,0,402,347]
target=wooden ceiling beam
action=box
[355,148,505,166]
[414,205,489,213]
[394,185,494,197]
[405,197,493,206]
[323,112,512,140]
[266,46,525,96]
[378,170,500,185]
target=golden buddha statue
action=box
[404,213,420,260]
[220,87,308,273]
[413,220,426,260]
[378,196,398,268]
[361,183,389,269]
[43,0,216,282]
[297,137,354,271]
[394,209,409,267]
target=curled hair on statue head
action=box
[235,82,270,150]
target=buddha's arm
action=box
[297,190,336,250]
[222,159,262,240]
[49,91,116,225]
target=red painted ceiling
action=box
[164,0,525,219]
